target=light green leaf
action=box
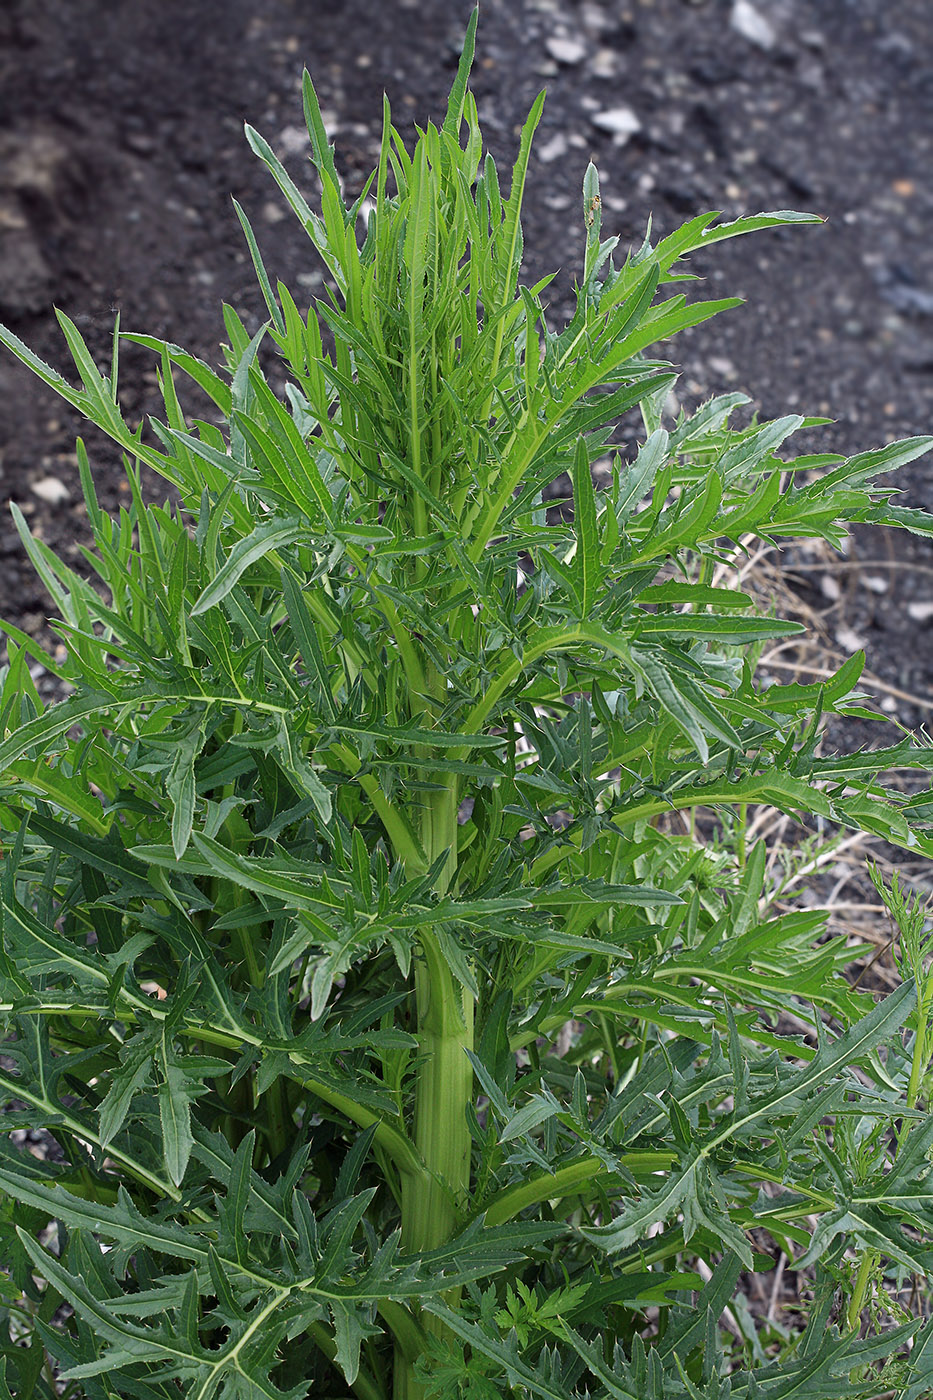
[633,613,804,644]
[167,719,204,859]
[191,518,309,615]
[158,1028,194,1188]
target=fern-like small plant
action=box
[2,10,933,1398]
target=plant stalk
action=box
[846,1248,876,1336]
[395,780,474,1400]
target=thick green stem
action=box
[402,945,473,1255]
[395,955,473,1400]
[394,779,474,1400]
[846,1248,876,1335]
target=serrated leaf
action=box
[167,719,204,859]
[98,1039,153,1147]
[191,518,309,615]
[157,1029,194,1188]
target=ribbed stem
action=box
[846,1248,876,1335]
[404,956,474,1250]
[394,780,474,1400]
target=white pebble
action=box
[538,131,569,164]
[31,476,69,504]
[835,626,867,652]
[731,0,776,50]
[590,48,617,79]
[860,574,888,594]
[907,600,933,623]
[591,107,641,145]
[276,125,309,156]
[546,35,587,65]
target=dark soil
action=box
[0,0,931,722]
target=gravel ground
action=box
[0,0,931,718]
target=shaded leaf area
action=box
[0,9,932,1399]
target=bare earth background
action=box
[0,0,931,723]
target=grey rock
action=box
[876,265,933,319]
[124,131,156,157]
[730,0,776,50]
[888,287,933,317]
[689,55,740,86]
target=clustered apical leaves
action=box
[1,9,933,1399]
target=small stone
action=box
[708,356,737,379]
[546,35,587,65]
[31,476,69,505]
[590,106,641,144]
[730,0,776,50]
[907,600,933,623]
[883,282,933,318]
[690,56,740,87]
[538,131,569,163]
[276,125,309,157]
[836,626,867,653]
[878,31,914,60]
[881,694,898,713]
[590,49,617,78]
[0,199,27,232]
[262,201,287,224]
[820,574,841,602]
[124,131,156,157]
[581,2,612,28]
[892,179,916,197]
[861,574,888,594]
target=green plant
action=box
[1,10,933,1397]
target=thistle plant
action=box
[2,11,933,1398]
